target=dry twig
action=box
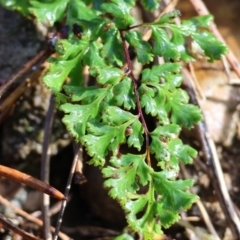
[0,195,70,240]
[0,213,41,240]
[0,48,50,98]
[41,94,55,240]
[182,68,240,240]
[188,0,240,78]
[0,165,64,200]
[73,143,87,184]
[178,218,216,240]
[180,163,220,240]
[53,145,82,240]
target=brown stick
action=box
[0,195,43,226]
[0,79,30,112]
[73,143,87,184]
[41,94,55,239]
[0,213,41,240]
[0,195,70,240]
[0,165,65,200]
[53,145,81,240]
[188,0,240,78]
[0,48,50,98]
[180,163,220,240]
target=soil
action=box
[0,1,240,240]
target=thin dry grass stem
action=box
[142,0,179,41]
[0,195,43,226]
[0,213,42,240]
[0,61,48,124]
[223,104,240,147]
[73,144,87,184]
[178,217,217,240]
[221,56,231,79]
[32,196,72,219]
[184,216,201,222]
[83,65,90,86]
[53,145,81,240]
[41,94,55,240]
[0,79,30,112]
[48,195,72,217]
[180,163,220,240]
[196,200,220,240]
[51,227,69,240]
[188,63,205,100]
[180,212,200,240]
[205,132,240,238]
[0,195,70,240]
[0,48,50,98]
[182,68,240,240]
[161,0,179,16]
[228,79,240,85]
[188,0,240,79]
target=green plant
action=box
[0,0,227,239]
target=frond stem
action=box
[120,30,151,166]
